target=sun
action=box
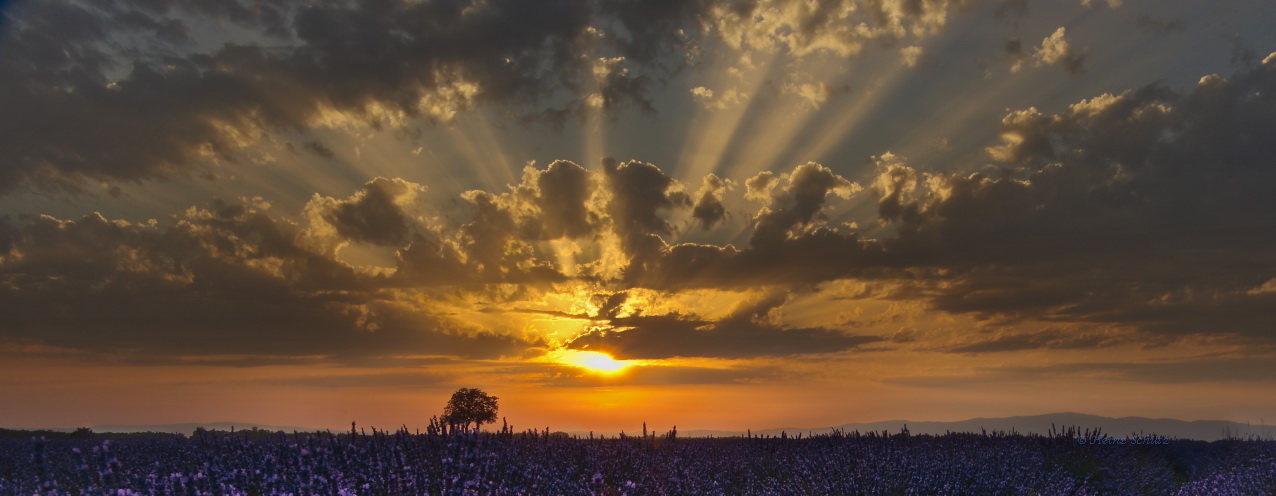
[553,349,633,374]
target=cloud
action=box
[945,328,1131,354]
[900,45,924,67]
[604,159,684,243]
[748,162,860,249]
[744,171,779,201]
[0,200,537,363]
[691,173,731,230]
[4,44,1276,366]
[1009,27,1085,75]
[309,177,423,246]
[690,85,745,110]
[0,0,650,194]
[706,0,968,58]
[535,160,597,239]
[873,54,1276,339]
[392,234,475,286]
[0,0,982,196]
[871,152,920,221]
[455,160,597,246]
[783,81,831,109]
[565,291,881,359]
[602,158,690,279]
[622,163,883,290]
[1033,27,1086,75]
[425,160,606,284]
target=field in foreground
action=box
[2,427,1274,495]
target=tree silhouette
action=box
[442,387,499,431]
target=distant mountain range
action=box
[23,413,1276,441]
[681,412,1276,441]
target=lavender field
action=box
[2,426,1274,495]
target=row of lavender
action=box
[1,427,1273,495]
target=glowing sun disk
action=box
[556,350,632,374]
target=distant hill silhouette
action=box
[735,413,1275,441]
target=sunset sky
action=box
[2,0,1275,434]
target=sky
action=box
[1,0,1275,433]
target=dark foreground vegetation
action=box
[2,424,1273,495]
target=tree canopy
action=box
[442,387,499,431]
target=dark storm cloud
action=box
[565,292,880,359]
[623,226,889,290]
[0,0,652,194]
[593,290,630,319]
[173,0,291,37]
[872,54,1276,339]
[690,173,729,230]
[601,158,693,282]
[571,55,1276,348]
[451,165,590,284]
[534,160,596,239]
[604,158,683,243]
[318,177,416,246]
[455,190,534,278]
[0,199,537,362]
[446,160,598,271]
[624,163,883,290]
[4,0,1276,366]
[392,235,475,286]
[748,162,859,249]
[0,0,980,196]
[6,44,1276,362]
[374,161,596,287]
